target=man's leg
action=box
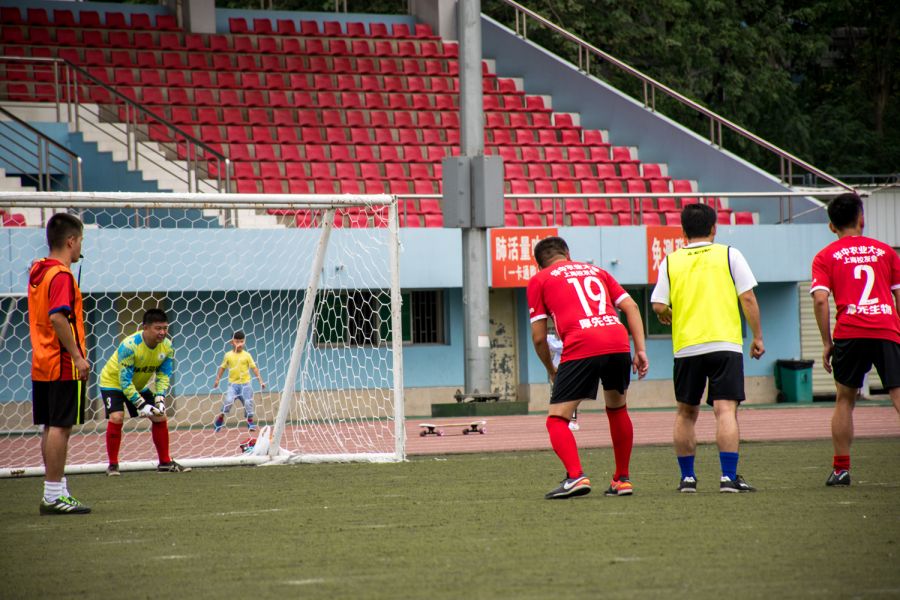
[44,425,71,483]
[672,402,700,464]
[150,414,172,465]
[712,399,755,491]
[106,411,125,469]
[603,390,633,485]
[42,425,71,504]
[712,399,740,454]
[891,387,900,417]
[547,400,584,479]
[830,382,857,478]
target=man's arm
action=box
[618,297,649,378]
[49,313,89,380]
[738,290,765,359]
[530,319,556,382]
[812,289,834,374]
[117,347,142,404]
[213,365,226,387]
[651,302,672,325]
[252,366,266,389]
[154,354,173,397]
[894,288,900,316]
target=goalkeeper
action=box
[212,330,265,432]
[100,308,191,476]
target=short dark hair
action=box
[827,193,863,230]
[681,203,717,239]
[533,236,569,269]
[232,330,245,340]
[142,308,169,326]
[46,213,83,250]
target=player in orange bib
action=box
[28,213,91,515]
[810,192,900,486]
[527,236,648,499]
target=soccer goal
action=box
[0,192,405,477]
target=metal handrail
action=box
[0,56,230,193]
[494,0,853,191]
[0,105,83,191]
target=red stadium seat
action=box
[229,18,249,33]
[593,213,614,226]
[664,212,681,226]
[717,211,733,224]
[277,19,297,35]
[130,13,152,29]
[156,15,178,30]
[734,211,754,225]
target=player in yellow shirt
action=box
[213,330,265,432]
[100,309,191,476]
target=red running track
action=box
[405,405,900,456]
[1,405,896,469]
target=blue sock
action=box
[677,455,695,479]
[720,452,739,481]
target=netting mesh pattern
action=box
[0,200,401,473]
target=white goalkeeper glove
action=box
[154,395,166,413]
[136,398,161,418]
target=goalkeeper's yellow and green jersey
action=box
[221,350,256,384]
[99,332,174,404]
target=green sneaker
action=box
[39,495,91,515]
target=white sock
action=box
[61,476,69,497]
[43,481,64,503]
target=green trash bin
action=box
[775,359,814,403]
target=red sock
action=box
[546,416,582,479]
[833,455,850,472]
[606,405,633,481]
[151,420,172,464]
[106,421,123,465]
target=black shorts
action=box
[32,380,86,427]
[674,351,745,406]
[550,353,632,403]
[833,338,900,390]
[102,388,154,419]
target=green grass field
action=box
[3,438,899,599]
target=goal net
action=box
[0,192,404,476]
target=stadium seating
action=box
[0,7,753,228]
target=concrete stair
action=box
[0,167,45,226]
[2,102,282,228]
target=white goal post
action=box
[0,192,405,476]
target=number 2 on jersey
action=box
[854,264,879,306]
[567,276,607,316]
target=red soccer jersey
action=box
[527,260,631,362]
[811,235,900,343]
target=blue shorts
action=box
[223,383,254,416]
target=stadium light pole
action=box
[458,0,492,395]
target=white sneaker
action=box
[568,420,580,431]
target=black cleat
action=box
[40,496,91,515]
[720,474,756,493]
[826,470,850,487]
[545,474,592,499]
[678,476,698,493]
[157,461,192,473]
[106,464,120,477]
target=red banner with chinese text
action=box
[646,226,686,283]
[491,228,558,287]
